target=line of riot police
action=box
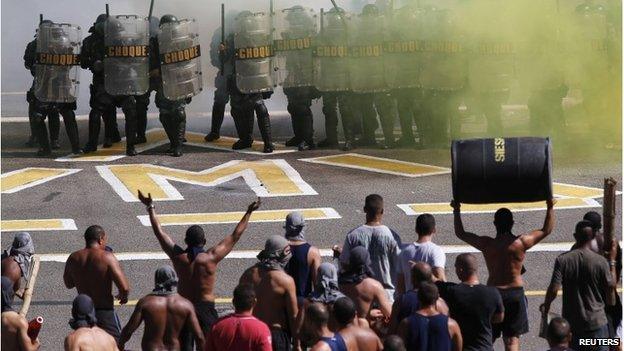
[25,0,620,156]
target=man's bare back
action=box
[339,278,392,319]
[120,294,204,350]
[1,257,22,292]
[64,326,118,351]
[64,248,127,308]
[240,265,297,330]
[451,199,555,289]
[340,324,383,351]
[2,311,41,351]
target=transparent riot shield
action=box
[384,6,421,89]
[349,13,388,93]
[234,12,274,94]
[417,7,467,91]
[274,6,318,88]
[158,18,203,101]
[34,23,81,103]
[313,10,352,92]
[104,15,150,96]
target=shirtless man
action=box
[451,198,555,351]
[307,303,347,351]
[139,191,260,348]
[119,266,205,350]
[1,277,40,351]
[63,225,130,341]
[1,232,35,292]
[331,296,383,351]
[338,246,392,322]
[239,235,298,351]
[64,294,118,351]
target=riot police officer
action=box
[27,20,81,156]
[151,14,203,157]
[229,10,275,153]
[276,6,320,151]
[24,22,61,151]
[134,16,161,146]
[80,14,121,153]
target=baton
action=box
[220,3,225,76]
[148,0,155,19]
[39,14,43,24]
[105,4,110,17]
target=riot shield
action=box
[313,9,352,92]
[34,23,81,103]
[465,2,516,94]
[233,12,274,94]
[417,7,467,91]
[158,18,203,101]
[349,12,388,93]
[274,6,318,88]
[104,15,150,96]
[384,6,421,89]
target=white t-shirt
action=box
[398,241,446,291]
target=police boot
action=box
[48,111,61,149]
[285,116,301,147]
[255,104,274,153]
[25,135,37,147]
[298,115,315,151]
[136,110,148,145]
[318,124,338,148]
[62,110,81,154]
[205,102,225,142]
[103,109,121,147]
[83,110,102,153]
[172,111,186,157]
[35,119,52,156]
[231,108,253,150]
[123,102,138,157]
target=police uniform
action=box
[26,23,81,156]
[204,26,232,142]
[23,37,61,150]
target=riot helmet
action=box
[159,14,178,27]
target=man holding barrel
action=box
[450,198,556,351]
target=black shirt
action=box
[437,281,504,351]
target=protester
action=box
[298,262,346,345]
[284,211,322,304]
[397,214,446,293]
[331,296,383,351]
[239,235,299,351]
[139,191,261,347]
[63,225,129,341]
[389,262,449,334]
[451,199,555,351]
[545,317,574,351]
[338,246,392,322]
[383,335,407,351]
[119,266,205,350]
[337,194,402,300]
[397,282,462,351]
[1,277,40,351]
[1,232,35,292]
[207,284,272,351]
[438,253,504,351]
[64,294,118,351]
[541,220,618,351]
[306,303,348,351]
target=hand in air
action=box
[247,198,262,213]
[138,190,153,207]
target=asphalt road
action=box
[1,118,621,350]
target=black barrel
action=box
[451,137,552,204]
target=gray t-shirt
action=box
[550,248,613,333]
[339,224,402,292]
[399,241,446,291]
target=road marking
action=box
[96,160,317,202]
[0,219,77,232]
[138,207,341,226]
[300,153,450,177]
[1,168,82,193]
[398,197,601,215]
[37,241,584,262]
[55,128,294,162]
[553,182,620,199]
[184,133,295,155]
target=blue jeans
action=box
[571,323,610,351]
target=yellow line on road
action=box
[1,168,81,193]
[138,207,341,226]
[0,219,77,232]
[399,197,599,215]
[300,153,450,177]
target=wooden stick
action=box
[19,256,40,317]
[603,177,617,254]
